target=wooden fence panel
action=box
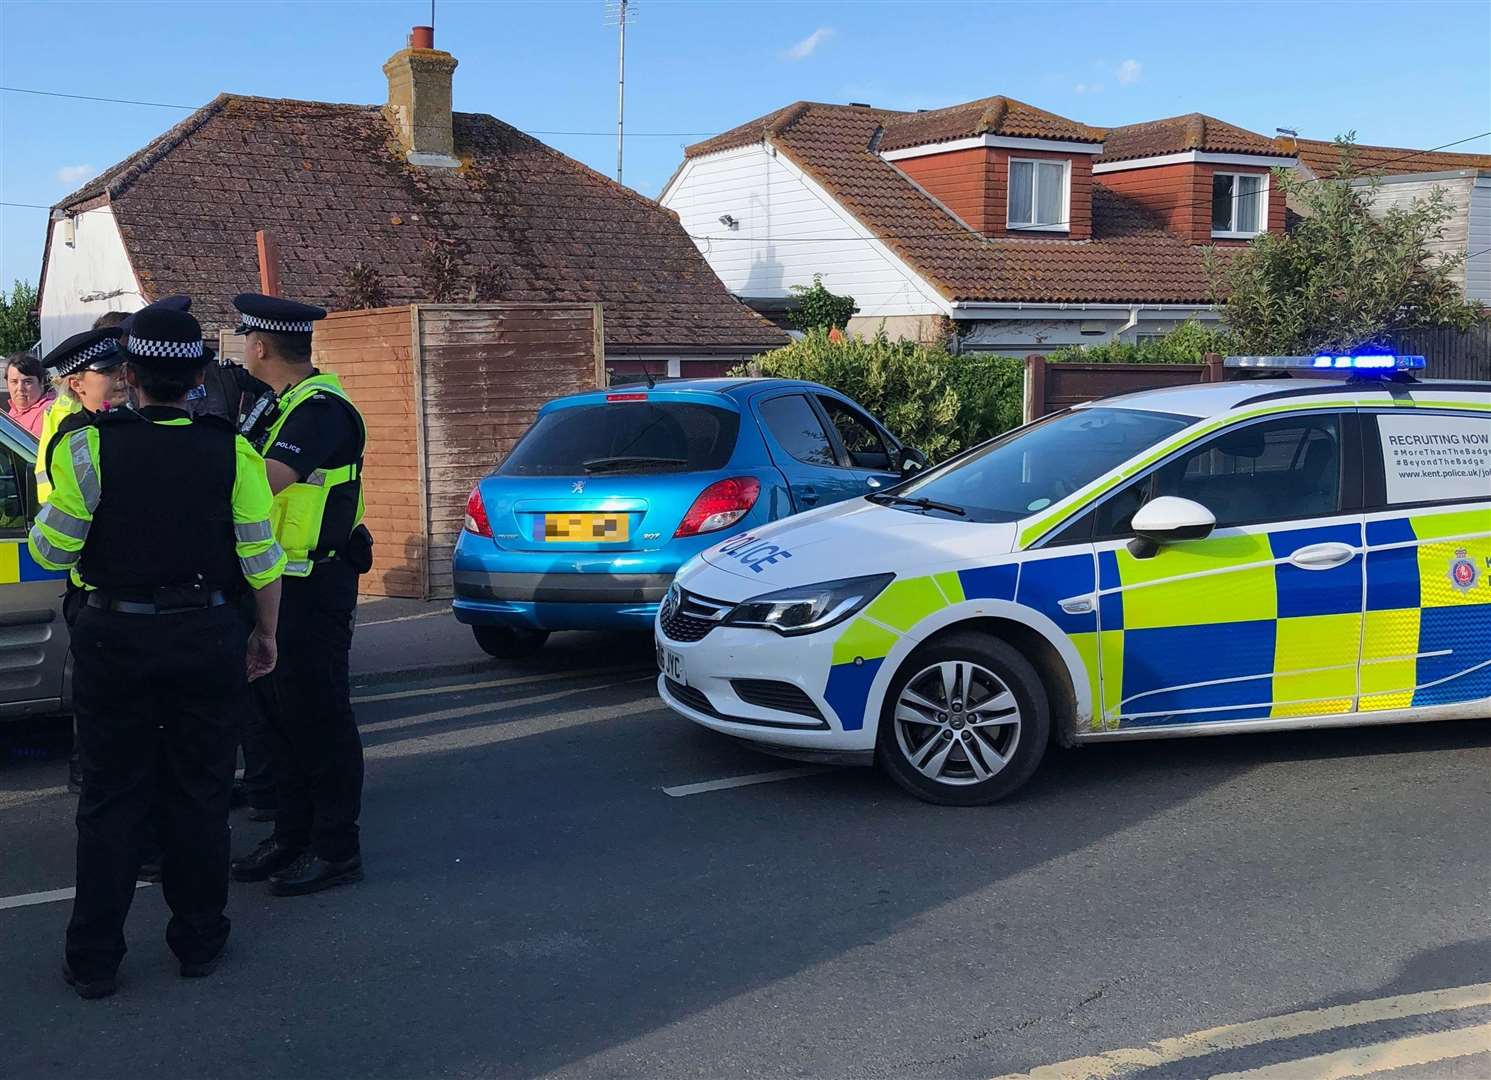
[1024,355,1224,422]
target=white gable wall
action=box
[38,206,143,353]
[1467,175,1491,304]
[661,145,951,320]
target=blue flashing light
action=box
[1227,354,1426,374]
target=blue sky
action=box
[3,0,1489,287]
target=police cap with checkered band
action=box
[118,294,191,337]
[44,327,124,380]
[232,293,326,336]
[119,304,213,369]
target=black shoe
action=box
[230,837,305,883]
[179,951,223,979]
[268,852,364,897]
[136,860,163,884]
[62,963,117,1000]
[246,805,277,823]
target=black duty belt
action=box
[86,588,229,616]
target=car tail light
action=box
[463,485,492,537]
[675,477,761,538]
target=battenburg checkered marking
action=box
[127,336,205,359]
[239,312,315,334]
[75,338,116,363]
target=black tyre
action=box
[876,632,1050,805]
[472,626,550,659]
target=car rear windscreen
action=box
[498,402,741,476]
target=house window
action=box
[1212,172,1267,237]
[1008,159,1069,231]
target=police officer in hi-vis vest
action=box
[29,302,285,999]
[227,294,373,897]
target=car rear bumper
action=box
[452,570,673,605]
[453,595,662,631]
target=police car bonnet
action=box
[120,306,213,368]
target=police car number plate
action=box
[540,513,630,543]
[657,642,686,685]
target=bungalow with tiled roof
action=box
[1291,138,1491,304]
[661,99,1302,353]
[36,29,787,368]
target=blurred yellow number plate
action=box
[541,513,630,543]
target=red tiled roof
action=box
[1097,113,1288,163]
[878,95,1104,152]
[690,102,1236,305]
[55,94,786,351]
[1295,137,1491,178]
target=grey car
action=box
[0,411,71,720]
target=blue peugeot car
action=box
[451,378,927,657]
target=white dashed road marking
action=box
[352,666,630,704]
[992,981,1491,1080]
[662,766,837,797]
[1209,1020,1491,1079]
[0,882,152,912]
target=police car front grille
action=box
[659,588,733,643]
[665,678,717,716]
[731,680,824,721]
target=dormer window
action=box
[1211,172,1267,238]
[1008,158,1069,231]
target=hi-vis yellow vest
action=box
[264,373,365,577]
[34,394,83,502]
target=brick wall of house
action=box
[1097,162,1282,243]
[893,146,1093,240]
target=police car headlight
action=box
[724,574,893,636]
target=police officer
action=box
[35,328,128,503]
[28,303,285,999]
[228,293,371,897]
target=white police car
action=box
[656,356,1491,804]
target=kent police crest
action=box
[1449,548,1478,592]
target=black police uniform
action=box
[122,296,280,818]
[228,293,369,896]
[30,306,284,996]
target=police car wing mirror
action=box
[1128,496,1215,559]
[898,447,929,476]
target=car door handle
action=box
[1289,542,1356,570]
[799,486,819,505]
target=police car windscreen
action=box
[898,407,1193,522]
[499,403,741,476]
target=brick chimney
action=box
[383,26,460,168]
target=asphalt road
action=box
[2,624,1489,1079]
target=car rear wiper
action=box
[581,455,689,473]
[868,493,967,517]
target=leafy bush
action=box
[0,280,40,355]
[1211,139,1482,353]
[787,274,858,333]
[1045,319,1235,364]
[737,329,1023,460]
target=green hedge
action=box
[1045,319,1235,364]
[736,330,1022,460]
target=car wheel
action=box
[876,632,1049,806]
[472,626,550,659]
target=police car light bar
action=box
[1224,354,1427,372]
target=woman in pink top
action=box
[6,353,55,437]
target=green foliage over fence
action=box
[1044,319,1235,364]
[736,329,1022,460]
[0,280,40,356]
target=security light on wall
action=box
[718,214,739,230]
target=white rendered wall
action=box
[661,145,950,320]
[38,206,142,353]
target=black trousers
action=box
[255,560,363,862]
[67,603,248,980]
